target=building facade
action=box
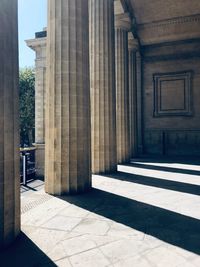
[26,28,47,177]
[0,0,200,247]
[27,0,200,177]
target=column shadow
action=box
[106,171,200,196]
[59,188,200,255]
[0,232,57,267]
[131,157,200,165]
[127,162,200,176]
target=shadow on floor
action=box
[131,156,200,165]
[106,170,200,196]
[21,179,45,194]
[0,232,56,267]
[59,187,200,255]
[127,162,200,176]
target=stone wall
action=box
[141,40,200,156]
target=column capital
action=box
[128,34,139,52]
[115,13,132,31]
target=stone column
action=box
[0,0,20,247]
[128,35,139,158]
[89,0,117,173]
[115,13,132,163]
[26,30,47,177]
[45,0,91,195]
[136,50,143,155]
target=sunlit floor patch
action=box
[1,160,200,267]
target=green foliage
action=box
[19,67,35,147]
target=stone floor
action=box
[1,158,200,267]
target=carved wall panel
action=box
[141,39,200,157]
[153,71,193,117]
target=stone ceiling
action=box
[124,0,200,45]
[129,0,200,24]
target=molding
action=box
[26,37,47,51]
[139,14,200,29]
[143,51,200,63]
[145,128,200,132]
[142,38,200,62]
[153,71,193,117]
[137,14,200,45]
[143,37,200,49]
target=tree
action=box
[19,67,35,147]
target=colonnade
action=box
[0,0,139,247]
[44,0,139,194]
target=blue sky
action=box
[18,0,47,68]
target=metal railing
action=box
[20,147,36,185]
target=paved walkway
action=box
[1,159,200,267]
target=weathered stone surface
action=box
[7,159,199,266]
[26,33,47,177]
[130,0,200,45]
[34,143,45,177]
[135,50,143,155]
[89,0,117,174]
[45,0,91,195]
[128,34,139,158]
[0,0,20,247]
[115,13,131,163]
[142,40,200,156]
[26,35,46,145]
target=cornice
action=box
[137,14,200,46]
[26,37,47,51]
[139,14,200,30]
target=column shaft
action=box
[0,0,20,247]
[35,51,46,144]
[136,51,143,155]
[89,0,117,173]
[129,50,136,157]
[45,0,91,195]
[35,45,46,177]
[115,19,131,163]
[128,38,138,158]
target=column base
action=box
[35,143,45,178]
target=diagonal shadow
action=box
[0,232,57,267]
[59,188,200,255]
[127,162,200,176]
[106,171,200,196]
[131,157,200,165]
[21,185,37,192]
[21,180,45,194]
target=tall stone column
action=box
[128,35,139,158]
[115,14,132,163]
[0,0,20,247]
[45,0,91,195]
[89,0,117,174]
[136,50,143,155]
[26,30,47,177]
